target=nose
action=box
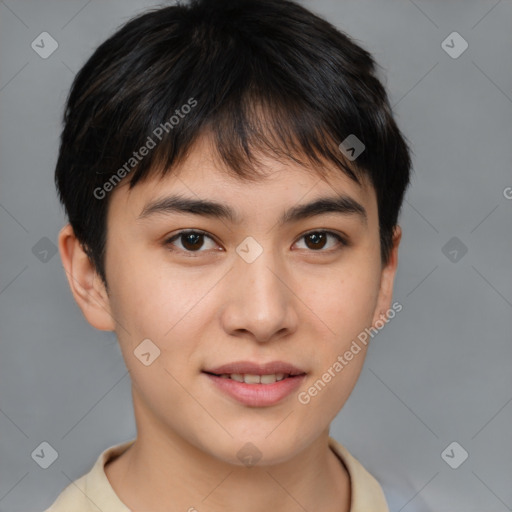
[219,246,298,343]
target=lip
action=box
[202,360,307,407]
[204,373,306,407]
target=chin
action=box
[199,432,304,468]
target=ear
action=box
[58,224,116,331]
[372,225,402,327]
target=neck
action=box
[105,396,351,512]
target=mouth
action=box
[203,372,301,384]
[202,361,307,407]
[203,360,306,382]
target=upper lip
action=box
[204,361,306,376]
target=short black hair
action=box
[55,0,412,288]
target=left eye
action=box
[295,231,346,251]
[164,230,346,254]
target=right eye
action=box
[164,230,221,255]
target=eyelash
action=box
[164,229,348,256]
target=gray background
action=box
[1,1,511,511]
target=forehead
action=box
[110,134,377,224]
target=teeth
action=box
[218,373,290,384]
[260,374,276,384]
[244,374,261,384]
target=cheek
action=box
[300,256,382,344]
[294,257,380,412]
[106,247,218,369]
[107,243,189,333]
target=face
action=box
[66,135,400,466]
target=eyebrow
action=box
[137,193,367,226]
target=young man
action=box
[46,0,411,510]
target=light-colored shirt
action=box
[44,437,389,511]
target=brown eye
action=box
[165,230,218,253]
[180,232,204,251]
[164,229,347,256]
[304,232,327,250]
[295,231,346,252]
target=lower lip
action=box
[204,373,306,407]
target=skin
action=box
[58,134,401,512]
